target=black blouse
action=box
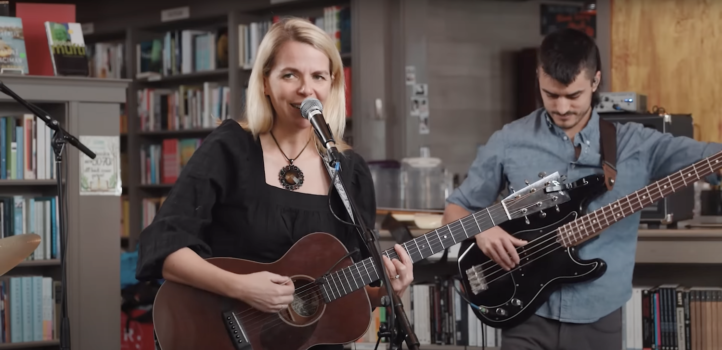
[135,119,378,349]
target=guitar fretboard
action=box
[557,151,722,247]
[319,202,511,302]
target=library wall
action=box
[406,0,612,177]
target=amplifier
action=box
[597,92,648,114]
[599,113,694,228]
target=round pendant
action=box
[278,164,304,191]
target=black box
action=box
[599,113,694,227]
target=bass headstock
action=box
[501,172,571,222]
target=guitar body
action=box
[457,174,609,329]
[153,232,372,350]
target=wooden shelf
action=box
[0,340,60,349]
[16,259,60,267]
[139,184,174,190]
[0,180,57,186]
[137,68,229,84]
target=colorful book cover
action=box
[44,21,89,76]
[0,16,28,74]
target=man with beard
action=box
[442,28,722,349]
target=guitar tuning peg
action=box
[560,175,567,182]
[525,180,530,185]
[509,186,515,193]
[539,210,546,218]
[555,205,560,212]
[524,216,530,225]
[538,172,546,178]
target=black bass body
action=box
[457,174,608,329]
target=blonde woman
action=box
[136,18,413,348]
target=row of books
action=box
[136,28,229,79]
[0,276,60,343]
[0,195,60,261]
[140,138,203,185]
[623,285,722,350]
[87,41,125,79]
[137,84,231,131]
[0,115,55,181]
[238,6,351,70]
[356,277,499,347]
[142,196,166,230]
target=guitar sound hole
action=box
[291,290,318,317]
[280,276,326,327]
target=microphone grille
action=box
[300,98,323,119]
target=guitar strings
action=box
[474,171,694,279]
[474,172,696,290]
[238,196,545,316]
[230,200,552,330]
[232,196,526,320]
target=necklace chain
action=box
[270,131,312,165]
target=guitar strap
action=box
[599,116,617,191]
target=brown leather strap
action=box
[599,117,617,191]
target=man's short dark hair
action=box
[537,28,602,107]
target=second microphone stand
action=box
[328,159,419,350]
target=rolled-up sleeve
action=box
[446,130,506,212]
[636,123,722,185]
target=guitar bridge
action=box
[465,265,488,295]
[222,310,250,349]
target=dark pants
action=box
[501,308,622,350]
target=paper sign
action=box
[161,6,190,22]
[410,96,428,117]
[405,66,416,85]
[413,83,428,96]
[79,136,121,196]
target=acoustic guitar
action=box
[152,172,570,350]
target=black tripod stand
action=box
[0,81,96,350]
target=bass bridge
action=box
[465,265,488,295]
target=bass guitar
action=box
[457,151,722,329]
[152,172,570,350]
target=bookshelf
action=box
[0,75,126,349]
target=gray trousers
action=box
[501,308,622,350]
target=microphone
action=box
[300,97,340,167]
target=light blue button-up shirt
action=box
[447,108,722,323]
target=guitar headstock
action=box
[501,172,571,221]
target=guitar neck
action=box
[320,201,511,301]
[558,151,722,247]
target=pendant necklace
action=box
[271,131,312,191]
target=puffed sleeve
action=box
[135,135,224,281]
[348,152,383,288]
[351,152,377,232]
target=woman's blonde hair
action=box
[240,17,350,153]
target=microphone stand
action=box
[0,81,96,350]
[328,158,419,350]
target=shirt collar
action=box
[543,108,600,147]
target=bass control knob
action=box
[495,308,507,316]
[511,298,523,307]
